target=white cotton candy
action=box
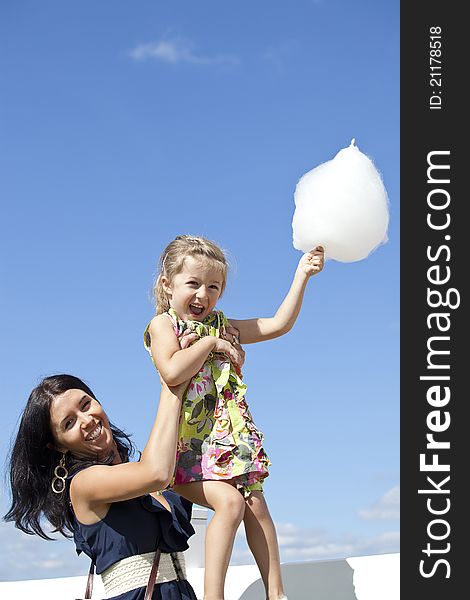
[292,139,389,262]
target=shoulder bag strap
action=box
[77,560,94,600]
[144,549,162,600]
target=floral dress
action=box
[144,308,270,497]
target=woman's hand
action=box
[213,337,245,373]
[297,246,325,278]
[179,328,199,350]
[177,323,245,374]
[222,325,245,373]
[221,325,240,347]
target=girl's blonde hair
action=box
[153,235,228,314]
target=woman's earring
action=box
[51,453,68,494]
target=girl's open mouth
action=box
[189,304,205,317]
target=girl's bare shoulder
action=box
[147,313,172,335]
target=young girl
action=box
[143,235,324,600]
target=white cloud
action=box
[0,520,88,581]
[0,487,400,579]
[358,486,400,521]
[129,38,239,66]
[232,520,399,566]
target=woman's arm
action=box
[70,382,187,510]
[148,314,244,385]
[229,247,324,344]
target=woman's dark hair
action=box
[3,374,136,539]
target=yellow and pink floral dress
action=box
[144,308,270,497]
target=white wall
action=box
[0,553,399,600]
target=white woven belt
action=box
[101,551,186,596]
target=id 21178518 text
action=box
[429,26,443,110]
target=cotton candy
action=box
[292,139,389,262]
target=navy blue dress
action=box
[73,490,198,599]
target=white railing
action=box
[0,507,399,600]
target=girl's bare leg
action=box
[174,481,245,600]
[243,491,285,600]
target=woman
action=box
[4,374,198,599]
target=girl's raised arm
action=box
[229,247,324,344]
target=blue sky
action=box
[0,0,399,580]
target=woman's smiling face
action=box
[49,388,117,461]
